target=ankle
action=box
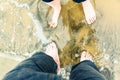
[82,0,90,5]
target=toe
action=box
[91,17,95,23]
[88,19,92,24]
[81,51,87,57]
[49,22,57,28]
[94,16,96,20]
[52,23,57,28]
[80,51,87,61]
[49,22,54,28]
[80,51,93,62]
[92,16,96,23]
[51,42,56,47]
[90,18,93,24]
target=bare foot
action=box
[80,51,93,62]
[45,42,60,74]
[82,0,96,24]
[46,0,61,28]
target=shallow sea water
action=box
[0,0,120,80]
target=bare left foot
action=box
[82,0,96,24]
[45,42,60,74]
[80,50,93,62]
[46,0,61,28]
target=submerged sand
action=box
[0,0,120,80]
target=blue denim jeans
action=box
[42,0,86,3]
[3,52,105,80]
[70,60,105,80]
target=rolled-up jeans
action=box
[3,52,105,80]
[42,0,86,3]
[70,60,106,80]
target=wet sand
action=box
[0,0,120,80]
[0,56,19,79]
[93,0,120,80]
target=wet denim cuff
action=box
[73,0,86,3]
[42,0,53,2]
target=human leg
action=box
[3,50,61,80]
[70,51,105,80]
[82,0,96,24]
[3,42,61,80]
[22,41,60,74]
[45,42,60,74]
[30,52,58,74]
[42,0,61,28]
[73,0,96,24]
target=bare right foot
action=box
[82,0,96,24]
[46,0,61,28]
[45,42,60,74]
[80,51,93,62]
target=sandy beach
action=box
[0,0,120,80]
